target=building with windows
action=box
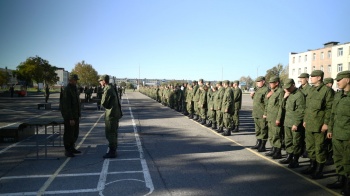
[55,68,69,87]
[289,42,350,88]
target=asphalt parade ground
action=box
[0,91,341,196]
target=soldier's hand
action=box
[321,124,328,133]
[292,125,297,131]
[303,122,306,128]
[263,115,267,119]
[250,92,255,98]
[276,120,280,126]
[327,132,332,139]
[266,91,273,98]
[284,91,290,98]
[70,120,75,126]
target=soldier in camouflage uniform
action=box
[232,80,242,133]
[323,77,335,166]
[263,76,284,159]
[214,81,225,133]
[192,81,200,120]
[251,76,269,152]
[99,75,123,158]
[221,80,234,136]
[198,84,208,125]
[326,71,350,195]
[279,79,305,168]
[206,85,217,129]
[60,74,81,157]
[186,84,194,119]
[301,70,334,179]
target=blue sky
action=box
[1,0,349,81]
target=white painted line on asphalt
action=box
[97,159,109,194]
[37,113,105,196]
[127,94,154,196]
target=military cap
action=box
[216,81,222,85]
[223,80,229,85]
[198,79,204,83]
[335,70,350,81]
[310,70,324,77]
[233,80,239,84]
[323,77,334,84]
[298,73,309,78]
[69,73,79,80]
[98,74,109,82]
[269,76,280,83]
[283,78,295,89]
[255,76,265,82]
[192,80,197,83]
[229,81,234,85]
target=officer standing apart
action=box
[326,71,350,195]
[60,74,81,157]
[302,70,334,179]
[251,76,269,152]
[44,85,50,103]
[99,75,123,159]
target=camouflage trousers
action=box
[284,126,304,155]
[207,109,216,124]
[267,121,283,148]
[333,138,350,176]
[105,118,119,149]
[233,110,239,126]
[305,131,326,163]
[223,113,233,129]
[254,118,268,140]
[216,111,223,128]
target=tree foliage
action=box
[13,56,58,87]
[71,61,99,86]
[239,76,254,90]
[0,69,10,86]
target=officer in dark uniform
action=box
[60,74,81,157]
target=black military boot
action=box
[188,114,193,119]
[326,175,346,189]
[258,140,267,152]
[279,153,293,164]
[265,147,276,157]
[205,121,212,127]
[222,128,231,136]
[272,148,282,159]
[232,126,239,133]
[311,162,325,179]
[216,127,224,133]
[251,139,262,149]
[211,123,217,130]
[197,116,202,122]
[288,154,300,168]
[103,147,117,159]
[301,159,317,175]
[193,115,198,120]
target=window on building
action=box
[338,48,343,56]
[320,65,324,71]
[321,52,324,59]
[298,68,301,75]
[304,55,307,62]
[328,51,331,58]
[328,65,332,73]
[338,64,343,72]
[312,66,315,71]
[293,57,295,63]
[313,53,316,60]
[304,67,307,73]
[299,56,301,63]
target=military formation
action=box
[140,70,350,195]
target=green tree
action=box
[71,61,99,87]
[0,68,10,86]
[120,81,126,87]
[14,56,58,89]
[279,64,289,84]
[126,82,134,89]
[240,76,254,90]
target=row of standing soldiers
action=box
[250,70,350,196]
[139,79,243,137]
